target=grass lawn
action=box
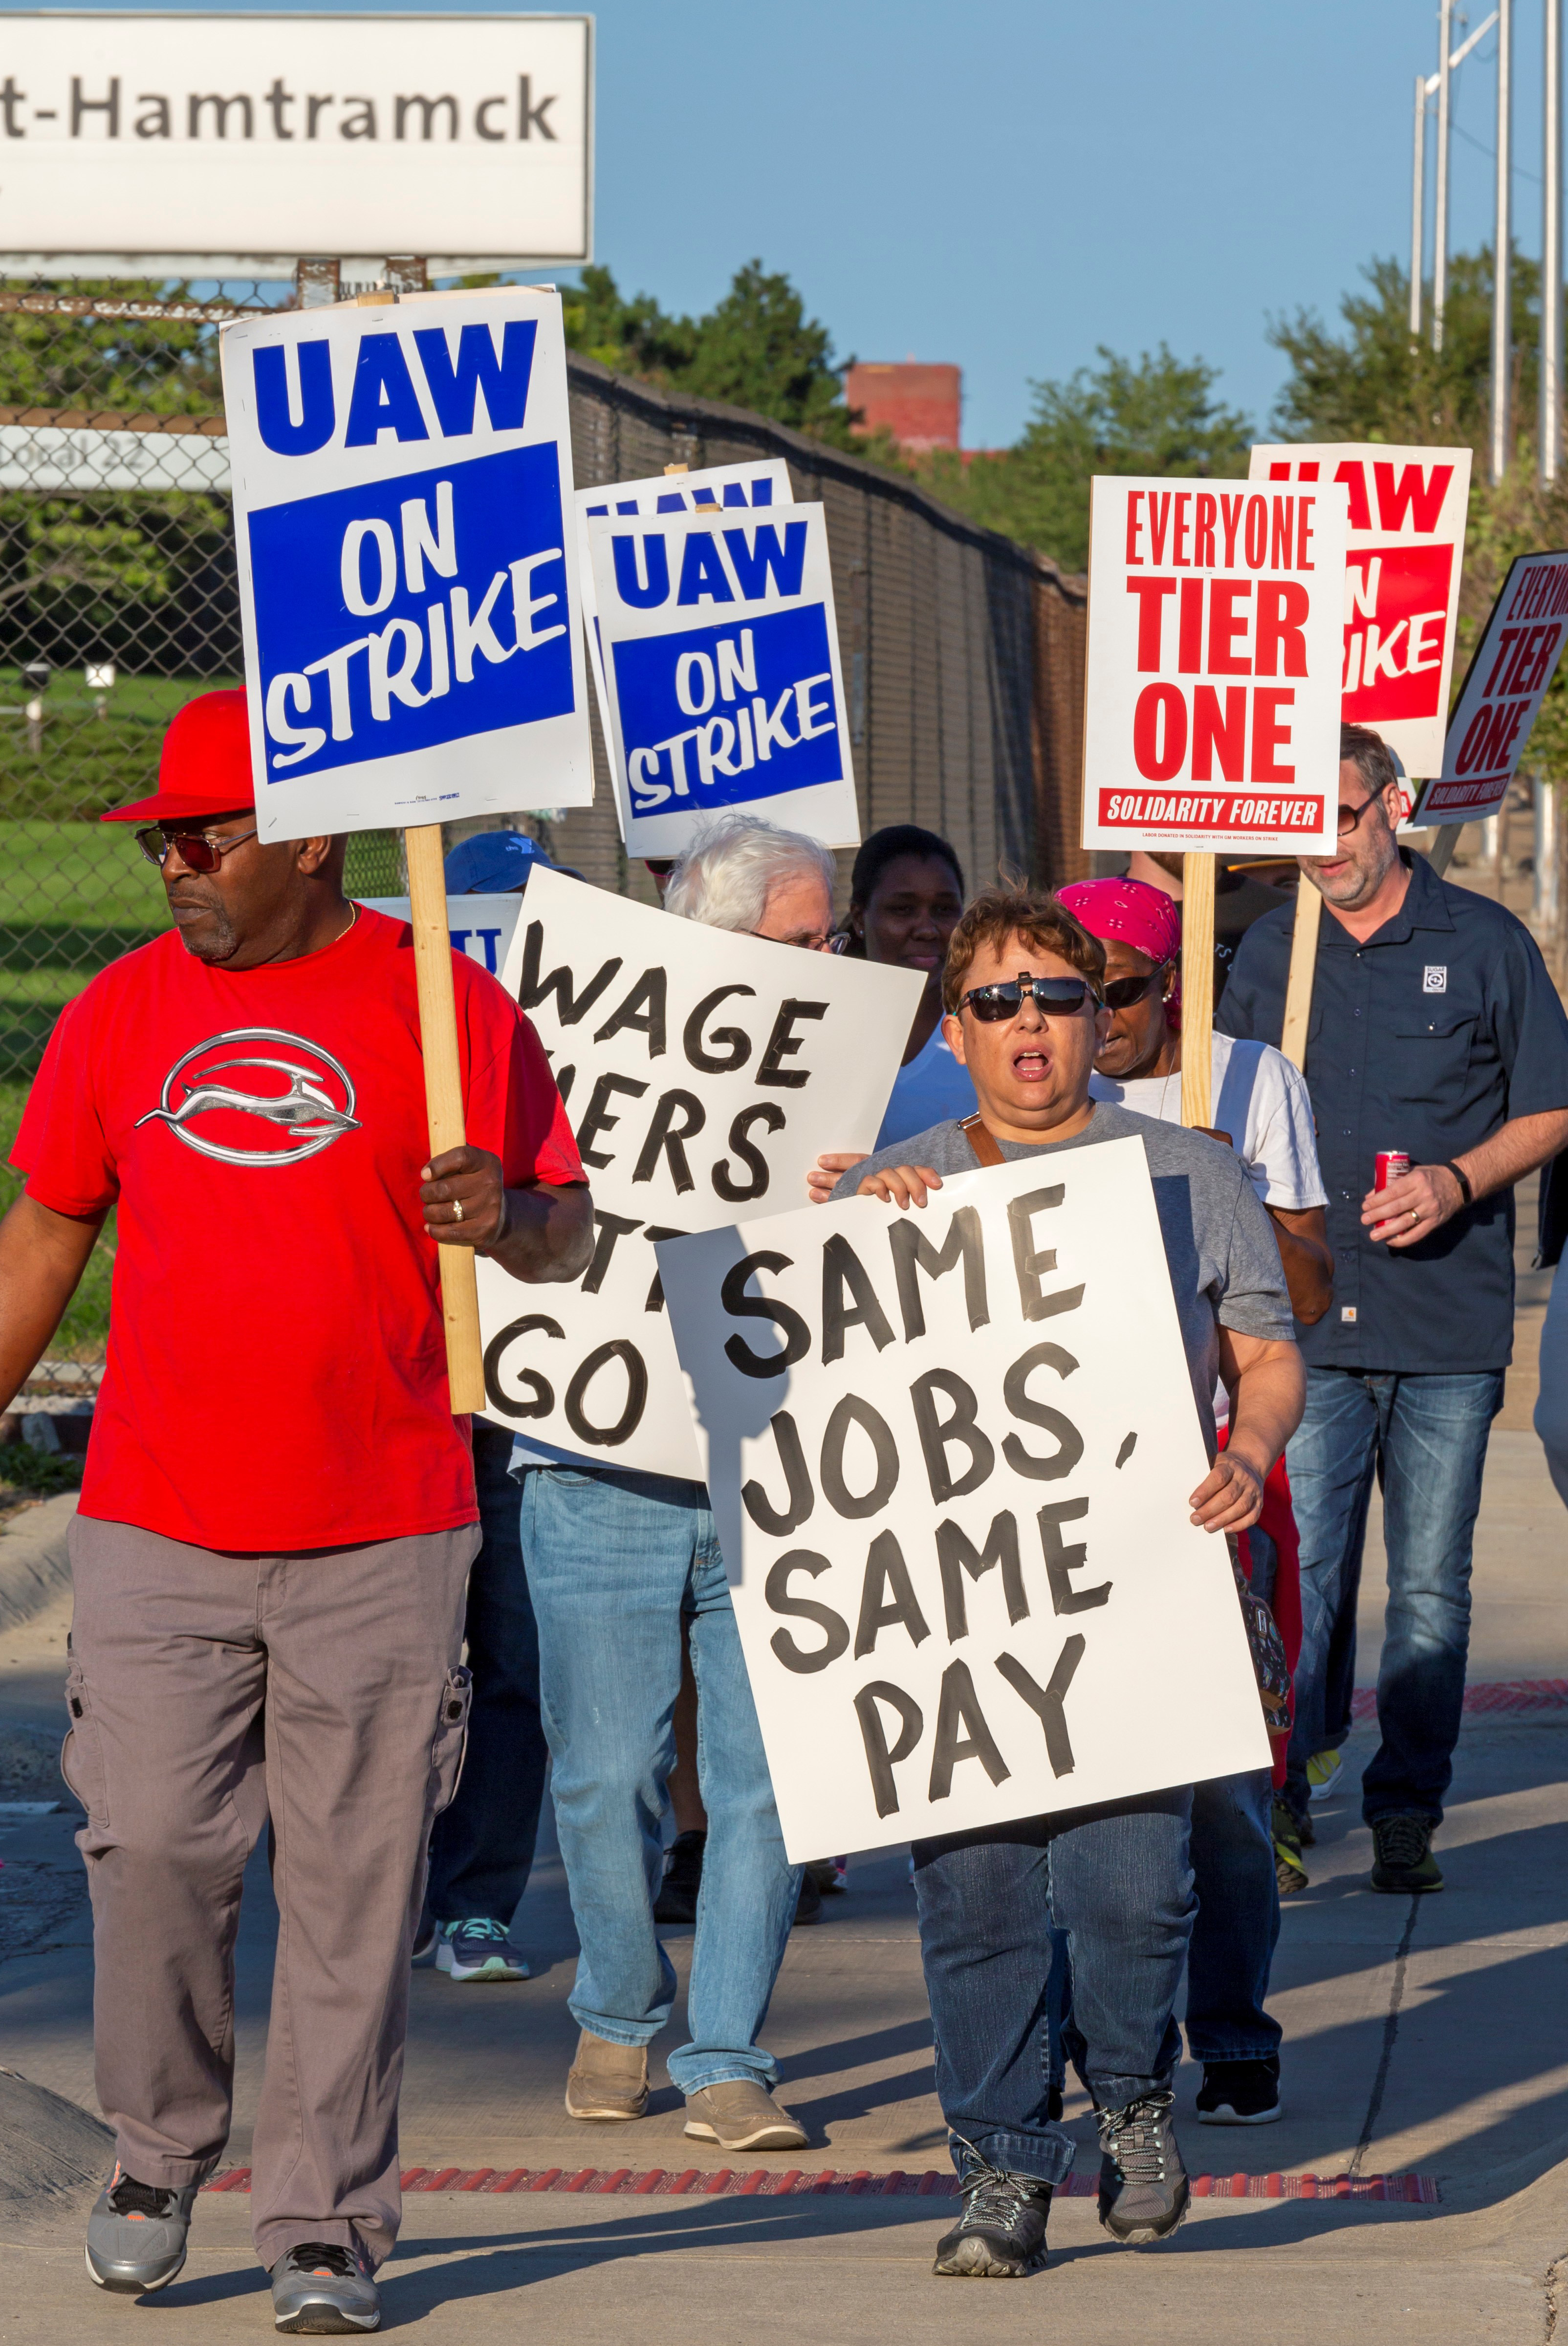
[0,1074,114,1358]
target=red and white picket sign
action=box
[1081,474,1346,854]
[1248,443,1471,786]
[1411,551,1568,825]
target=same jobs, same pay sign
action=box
[220,285,591,838]
[661,1140,1269,1860]
[1081,473,1348,856]
[473,868,921,1478]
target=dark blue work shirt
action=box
[1216,852,1568,1373]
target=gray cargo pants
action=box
[64,1514,479,2272]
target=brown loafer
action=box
[564,2028,650,2121]
[683,2079,807,2151]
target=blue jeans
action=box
[1185,1768,1281,2064]
[425,1422,550,1927]
[516,1461,800,2095]
[1285,1367,1504,1829]
[912,1791,1195,2185]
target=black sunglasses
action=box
[1103,960,1174,1012]
[959,972,1102,1022]
[135,823,257,873]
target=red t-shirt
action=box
[13,906,582,1551]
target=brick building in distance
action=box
[845,361,961,453]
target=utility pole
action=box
[1411,73,1426,336]
[1435,0,1454,350]
[1546,0,1565,482]
[1492,0,1513,482]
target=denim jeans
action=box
[912,1790,1195,2185]
[1285,1367,1504,1829]
[425,1422,550,1928]
[1184,1768,1281,2064]
[516,1461,800,2095]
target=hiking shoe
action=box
[1307,1748,1344,1803]
[565,2028,649,2121]
[1096,2090,1189,2244]
[794,1869,823,1926]
[270,2240,380,2333]
[85,2167,198,2293]
[653,1827,705,1925]
[683,2079,807,2151]
[1196,2057,1283,2126]
[1371,1812,1443,1894]
[1272,1799,1308,1895]
[932,2150,1051,2277]
[435,1917,530,1981]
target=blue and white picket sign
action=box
[574,459,792,840]
[587,500,860,857]
[221,288,592,842]
[360,892,525,978]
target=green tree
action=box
[911,345,1252,572]
[562,259,857,446]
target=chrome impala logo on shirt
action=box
[136,1028,361,1167]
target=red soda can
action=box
[1374,1151,1411,1191]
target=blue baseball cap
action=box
[443,831,555,894]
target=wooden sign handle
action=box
[1426,822,1464,878]
[404,823,487,1414]
[1179,852,1215,1130]
[1280,877,1323,1071]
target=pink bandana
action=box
[1057,877,1182,1027]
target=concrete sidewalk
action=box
[1,1418,1566,2339]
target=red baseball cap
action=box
[100,688,256,824]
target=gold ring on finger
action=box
[451,1199,464,1224]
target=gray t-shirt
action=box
[833,1102,1293,1456]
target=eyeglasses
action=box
[750,926,836,953]
[135,824,258,872]
[1103,960,1174,1012]
[959,971,1101,1021]
[1336,797,1384,837]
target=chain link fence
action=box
[0,275,1089,1399]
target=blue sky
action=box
[26,0,1550,444]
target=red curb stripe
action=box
[1352,1678,1568,1721]
[199,2163,1440,2202]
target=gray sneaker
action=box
[85,2167,198,2294]
[270,2240,381,2333]
[1096,2089,1189,2245]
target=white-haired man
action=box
[513,813,835,2155]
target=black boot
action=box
[653,1828,705,1924]
[932,2149,1051,2278]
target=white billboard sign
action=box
[660,1142,1269,1861]
[475,868,920,1477]
[1081,474,1347,854]
[222,285,592,838]
[0,11,592,274]
[1412,551,1568,825]
[1248,442,1471,785]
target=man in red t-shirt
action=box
[0,691,590,2329]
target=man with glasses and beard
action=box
[1218,724,1568,1896]
[0,691,591,2331]
[833,886,1303,2279]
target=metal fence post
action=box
[1533,775,1562,956]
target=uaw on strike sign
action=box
[661,1142,1268,1859]
[1082,476,1347,853]
[1250,442,1471,785]
[221,287,590,837]
[586,500,860,858]
[1413,550,1568,826]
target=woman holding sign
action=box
[832,887,1304,2277]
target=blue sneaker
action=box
[435,1918,531,1981]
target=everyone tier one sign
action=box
[0,11,592,273]
[1080,475,1347,856]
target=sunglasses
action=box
[1103,960,1174,1011]
[1336,794,1392,837]
[959,972,1102,1021]
[135,824,257,872]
